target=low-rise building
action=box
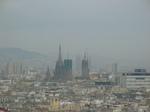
[111,86,128,94]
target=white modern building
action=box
[118,69,150,90]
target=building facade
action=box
[14,61,22,75]
[118,69,150,90]
[6,61,22,75]
[38,95,81,112]
[6,61,14,74]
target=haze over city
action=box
[0,0,150,68]
[1,1,150,112]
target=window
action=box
[136,77,145,80]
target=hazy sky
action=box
[0,0,150,61]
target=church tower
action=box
[82,52,90,79]
[64,59,73,80]
[54,45,64,80]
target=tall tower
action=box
[82,53,90,79]
[14,61,22,75]
[64,59,73,80]
[54,45,64,80]
[6,61,14,74]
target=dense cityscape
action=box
[1,0,150,112]
[0,46,150,112]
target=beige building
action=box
[6,61,14,74]
[6,61,22,75]
[111,86,128,94]
[14,61,22,75]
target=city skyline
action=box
[1,1,150,111]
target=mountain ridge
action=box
[0,48,47,66]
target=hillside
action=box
[0,48,49,68]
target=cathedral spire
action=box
[58,44,62,61]
[54,45,64,80]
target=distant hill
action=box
[0,48,48,68]
[0,48,46,60]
